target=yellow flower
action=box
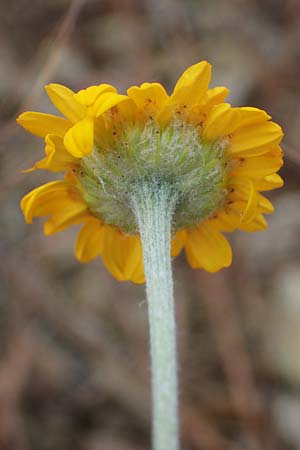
[18,61,283,283]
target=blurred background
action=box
[0,0,300,449]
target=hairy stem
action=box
[132,181,179,450]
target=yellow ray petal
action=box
[204,106,276,142]
[75,218,105,262]
[230,151,283,178]
[44,206,89,235]
[127,82,169,116]
[29,135,79,172]
[95,92,129,117]
[93,116,113,148]
[229,121,283,156]
[230,107,270,130]
[157,62,212,124]
[21,181,68,223]
[17,112,71,138]
[202,103,233,139]
[44,135,79,169]
[180,87,229,127]
[253,174,284,191]
[20,180,84,223]
[228,178,259,224]
[238,214,267,232]
[112,97,137,122]
[210,203,243,232]
[45,83,86,122]
[171,230,187,257]
[64,117,94,158]
[23,193,71,222]
[101,227,145,283]
[185,222,232,272]
[242,180,259,224]
[257,194,274,214]
[74,84,117,107]
[172,61,211,105]
[204,86,230,106]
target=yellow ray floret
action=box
[185,222,232,272]
[23,135,79,173]
[17,112,71,137]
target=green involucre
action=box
[77,120,230,233]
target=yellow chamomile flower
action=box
[18,61,283,283]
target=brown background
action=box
[0,0,300,449]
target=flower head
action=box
[18,61,283,283]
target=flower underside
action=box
[17,61,284,282]
[78,120,229,233]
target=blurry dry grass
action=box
[1,0,300,449]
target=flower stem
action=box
[132,181,179,450]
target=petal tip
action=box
[16,112,28,127]
[45,83,60,92]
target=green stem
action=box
[132,181,179,450]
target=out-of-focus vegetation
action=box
[0,0,300,449]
